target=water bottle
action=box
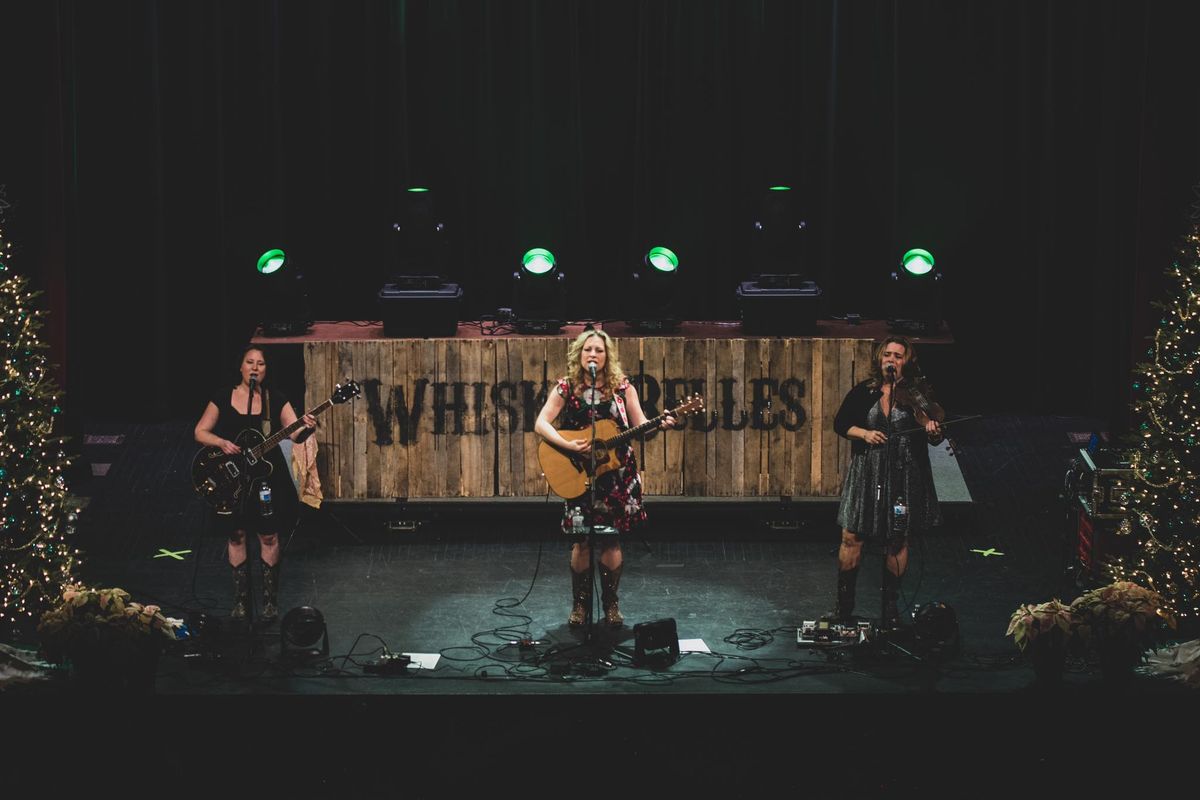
[892,495,908,535]
[571,506,585,535]
[258,481,274,517]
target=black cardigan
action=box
[833,379,942,457]
[833,380,883,457]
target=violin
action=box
[885,373,983,457]
[886,373,959,454]
[893,376,944,427]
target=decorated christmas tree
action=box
[0,194,80,642]
[1108,223,1200,631]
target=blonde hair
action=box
[867,335,917,388]
[565,329,626,396]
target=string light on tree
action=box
[0,194,80,642]
[1108,224,1200,627]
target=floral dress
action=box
[555,377,646,537]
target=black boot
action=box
[567,567,591,627]
[260,560,280,624]
[599,564,624,626]
[230,561,250,621]
[833,566,859,623]
[883,570,901,629]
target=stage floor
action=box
[5,412,1195,790]
[19,410,1182,695]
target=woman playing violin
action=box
[831,335,943,627]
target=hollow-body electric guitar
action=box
[192,380,360,513]
[538,394,705,499]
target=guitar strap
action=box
[572,377,630,427]
[261,388,272,437]
[613,379,629,427]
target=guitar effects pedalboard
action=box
[797,618,874,647]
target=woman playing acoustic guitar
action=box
[535,329,677,627]
[193,346,316,624]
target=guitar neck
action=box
[249,399,334,458]
[605,412,671,447]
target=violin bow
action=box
[887,414,984,438]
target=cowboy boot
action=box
[230,561,250,621]
[260,560,280,624]
[833,566,859,623]
[599,564,624,626]
[567,567,591,627]
[883,570,901,629]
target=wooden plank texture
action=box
[678,339,705,496]
[411,339,436,497]
[792,338,813,495]
[713,339,733,497]
[767,337,791,496]
[522,338,551,496]
[639,337,667,495]
[496,339,523,496]
[297,333,882,499]
[306,342,332,497]
[335,342,355,499]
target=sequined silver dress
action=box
[836,399,942,538]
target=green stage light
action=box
[628,245,681,332]
[741,182,819,335]
[513,247,566,333]
[645,246,679,273]
[888,247,943,334]
[750,184,810,276]
[522,248,557,276]
[256,248,287,275]
[256,247,311,336]
[380,187,462,336]
[901,248,935,276]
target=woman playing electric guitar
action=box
[193,345,316,624]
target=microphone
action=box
[248,374,258,393]
[884,364,895,377]
[588,362,597,380]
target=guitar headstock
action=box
[332,379,362,404]
[668,394,706,418]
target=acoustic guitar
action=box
[538,394,705,499]
[192,379,361,513]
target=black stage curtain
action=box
[2,0,1199,425]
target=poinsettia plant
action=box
[1006,599,1073,653]
[37,585,179,662]
[1069,580,1176,654]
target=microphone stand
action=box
[540,364,617,674]
[582,365,608,656]
[242,377,258,627]
[872,367,920,662]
